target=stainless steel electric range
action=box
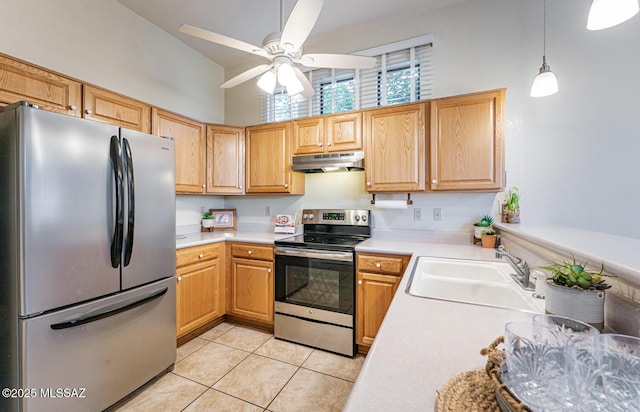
[273,209,371,357]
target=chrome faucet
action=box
[496,245,533,290]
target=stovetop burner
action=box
[275,208,371,252]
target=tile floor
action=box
[114,322,365,411]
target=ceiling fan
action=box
[179,0,376,97]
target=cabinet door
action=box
[152,108,205,194]
[0,55,81,116]
[230,257,274,323]
[245,122,304,194]
[356,272,401,346]
[83,85,151,133]
[326,112,362,153]
[176,259,223,338]
[293,117,324,155]
[364,103,426,192]
[429,89,505,191]
[206,125,245,194]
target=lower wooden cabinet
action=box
[176,243,224,339]
[356,252,411,347]
[228,243,274,324]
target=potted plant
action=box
[480,229,497,248]
[473,215,494,239]
[539,257,610,330]
[201,211,215,229]
[505,186,520,223]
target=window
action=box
[260,34,433,122]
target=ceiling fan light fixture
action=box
[587,0,639,30]
[277,62,297,87]
[257,70,277,94]
[286,77,304,95]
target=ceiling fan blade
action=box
[297,53,377,69]
[220,64,273,88]
[281,0,324,52]
[293,67,315,97]
[179,24,271,59]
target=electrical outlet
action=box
[433,208,442,221]
[414,208,422,221]
[265,205,271,216]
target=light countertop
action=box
[175,230,294,249]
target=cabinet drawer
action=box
[231,243,273,261]
[357,253,410,276]
[176,244,221,267]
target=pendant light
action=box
[530,0,558,97]
[587,0,639,30]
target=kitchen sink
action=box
[407,257,544,313]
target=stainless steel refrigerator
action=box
[0,102,177,411]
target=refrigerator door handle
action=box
[49,286,168,330]
[110,135,124,268]
[123,138,135,266]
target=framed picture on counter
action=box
[209,209,236,229]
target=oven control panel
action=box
[301,209,370,226]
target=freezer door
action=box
[19,278,176,412]
[20,108,121,316]
[120,129,176,290]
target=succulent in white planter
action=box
[539,257,610,330]
[201,211,214,228]
[473,215,494,239]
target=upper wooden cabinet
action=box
[363,103,427,192]
[206,125,245,195]
[429,89,505,192]
[245,121,304,194]
[0,54,81,116]
[293,112,362,155]
[83,85,151,133]
[152,108,206,194]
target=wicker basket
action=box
[436,336,531,412]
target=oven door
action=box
[274,247,354,318]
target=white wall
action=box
[0,0,225,123]
[224,0,640,239]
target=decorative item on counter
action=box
[538,257,611,330]
[505,186,520,223]
[274,214,295,234]
[201,211,215,232]
[480,229,497,249]
[473,215,494,240]
[202,209,237,232]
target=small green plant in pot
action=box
[480,229,497,248]
[202,211,215,229]
[539,257,610,330]
[505,186,520,223]
[473,215,494,239]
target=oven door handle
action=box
[274,247,353,262]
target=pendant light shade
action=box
[530,57,558,97]
[587,0,639,30]
[531,0,558,97]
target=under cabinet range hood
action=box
[292,151,365,173]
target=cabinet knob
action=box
[69,105,77,110]
[327,142,332,146]
[177,276,182,282]
[239,185,243,189]
[284,184,289,188]
[432,179,438,184]
[367,182,372,187]
[358,280,363,285]
[375,263,381,268]
[85,109,93,115]
[318,143,323,147]
[198,253,204,258]
[247,250,252,255]
[268,268,272,273]
[202,184,206,189]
